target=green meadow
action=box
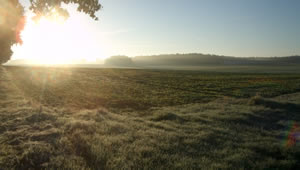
[1,66,300,169]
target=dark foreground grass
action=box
[1,66,300,169]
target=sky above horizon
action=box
[12,0,300,62]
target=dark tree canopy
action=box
[29,0,102,21]
[0,0,24,64]
[0,0,102,64]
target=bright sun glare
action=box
[12,8,109,65]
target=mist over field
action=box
[6,54,300,71]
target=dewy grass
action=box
[1,66,300,169]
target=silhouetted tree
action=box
[0,0,24,64]
[0,0,102,64]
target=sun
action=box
[12,9,110,65]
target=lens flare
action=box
[282,121,300,148]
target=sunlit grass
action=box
[5,66,300,111]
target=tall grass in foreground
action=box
[1,96,300,169]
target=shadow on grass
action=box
[242,97,300,130]
[250,96,300,112]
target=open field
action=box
[1,66,300,169]
[4,66,300,110]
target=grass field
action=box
[1,66,300,169]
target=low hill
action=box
[6,54,300,68]
[132,53,300,66]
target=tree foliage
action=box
[0,0,24,64]
[0,0,102,64]
[29,0,102,21]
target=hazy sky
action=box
[13,0,300,61]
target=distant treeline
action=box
[104,55,135,67]
[105,54,300,67]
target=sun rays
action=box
[11,7,110,65]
